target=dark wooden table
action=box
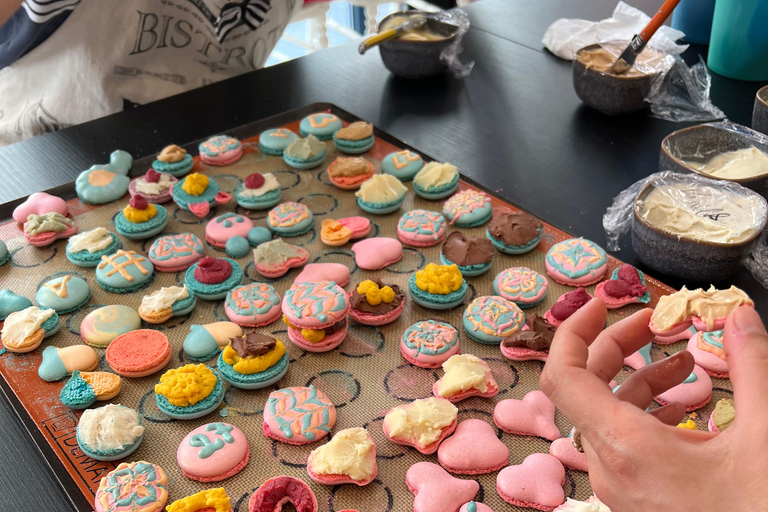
[0,0,766,509]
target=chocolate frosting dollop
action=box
[502,314,556,351]
[350,279,405,315]
[230,333,276,358]
[441,231,495,266]
[488,211,542,247]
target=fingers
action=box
[648,402,686,426]
[613,351,694,411]
[586,308,655,383]
[722,307,768,422]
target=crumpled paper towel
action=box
[542,1,688,60]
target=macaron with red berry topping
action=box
[185,256,244,300]
[129,168,177,203]
[236,172,282,209]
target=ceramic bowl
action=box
[572,43,663,115]
[377,12,460,79]
[660,122,768,198]
[632,180,767,282]
[753,85,768,136]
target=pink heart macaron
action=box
[406,462,479,512]
[437,419,509,475]
[497,453,565,511]
[351,237,403,270]
[293,263,351,287]
[493,390,561,441]
[382,397,458,455]
[337,216,371,239]
[13,192,68,223]
[549,436,588,472]
[654,364,713,412]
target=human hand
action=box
[540,298,767,512]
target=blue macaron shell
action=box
[38,346,68,381]
[413,173,460,200]
[235,185,282,210]
[171,294,197,316]
[259,129,299,155]
[185,258,244,300]
[96,252,155,293]
[183,325,222,361]
[172,177,220,210]
[247,227,273,247]
[115,206,169,240]
[439,253,492,277]
[66,233,122,267]
[0,240,8,266]
[333,135,374,154]
[381,151,424,181]
[59,370,96,409]
[155,372,225,419]
[0,290,33,321]
[217,352,289,389]
[408,274,468,310]
[446,203,493,228]
[270,215,314,237]
[282,151,326,170]
[75,150,133,205]
[36,276,91,314]
[357,197,405,215]
[299,114,343,140]
[486,228,543,254]
[225,236,251,258]
[42,313,60,337]
[152,153,194,177]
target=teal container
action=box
[671,0,715,45]
[707,0,768,81]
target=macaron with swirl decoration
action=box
[94,461,168,512]
[198,135,243,166]
[545,237,607,286]
[263,386,336,445]
[462,296,525,345]
[225,283,282,327]
[493,267,548,308]
[282,281,350,352]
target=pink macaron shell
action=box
[177,423,249,482]
[593,281,642,309]
[206,214,255,248]
[653,325,697,345]
[397,225,446,247]
[128,175,177,204]
[351,237,403,270]
[383,417,457,455]
[224,301,282,327]
[13,192,69,223]
[406,462,480,512]
[293,263,351,287]
[287,325,347,353]
[545,259,607,287]
[400,337,460,369]
[500,343,548,362]
[349,298,405,326]
[689,304,752,331]
[25,223,78,247]
[262,390,336,446]
[337,216,371,239]
[437,419,509,475]
[460,503,495,512]
[148,234,204,272]
[708,414,720,433]
[254,248,310,279]
[687,332,728,378]
[201,147,243,166]
[307,438,377,486]
[493,390,561,441]
[654,364,713,412]
[248,476,319,512]
[549,438,588,472]
[496,454,565,512]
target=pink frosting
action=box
[437,419,509,474]
[145,169,161,183]
[493,390,560,441]
[497,454,565,511]
[177,423,249,478]
[351,237,403,270]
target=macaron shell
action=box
[287,325,347,353]
[687,331,728,377]
[351,237,403,270]
[80,305,141,347]
[177,422,249,481]
[225,283,282,327]
[38,345,98,382]
[437,419,509,474]
[148,233,205,272]
[293,263,351,287]
[106,329,171,377]
[493,390,561,440]
[400,320,460,368]
[12,192,69,223]
[545,238,607,286]
[183,322,243,361]
[248,476,319,512]
[336,216,371,238]
[282,281,350,329]
[262,386,336,445]
[206,213,255,248]
[0,290,33,321]
[549,437,588,472]
[382,416,457,455]
[496,453,565,511]
[36,276,91,313]
[406,461,479,512]
[654,364,713,411]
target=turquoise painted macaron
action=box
[462,295,526,344]
[185,257,244,300]
[259,128,299,155]
[0,239,8,266]
[332,121,375,154]
[0,290,32,321]
[38,344,99,381]
[182,322,243,362]
[247,226,272,247]
[381,150,424,181]
[59,370,120,409]
[267,202,314,237]
[442,189,493,228]
[155,365,225,419]
[413,162,459,200]
[171,173,221,215]
[225,236,251,258]
[66,228,122,267]
[96,249,155,294]
[355,174,408,215]
[235,172,282,209]
[217,335,289,390]
[152,144,194,177]
[493,267,549,308]
[408,267,468,310]
[75,150,133,205]
[283,134,327,169]
[76,405,144,461]
[115,198,169,240]
[36,275,91,314]
[486,211,544,255]
[299,112,343,140]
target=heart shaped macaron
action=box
[493,390,561,441]
[623,342,653,370]
[12,192,69,223]
[549,437,588,472]
[437,419,509,474]
[497,453,565,511]
[406,462,479,512]
[189,201,211,218]
[293,263,351,287]
[351,237,403,270]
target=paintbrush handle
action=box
[640,0,684,41]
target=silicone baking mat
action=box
[0,104,730,512]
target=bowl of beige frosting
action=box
[660,122,768,198]
[632,175,768,281]
[753,85,768,137]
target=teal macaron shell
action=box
[172,176,220,210]
[247,227,272,247]
[77,411,144,461]
[333,135,374,154]
[42,312,61,337]
[357,196,405,215]
[381,151,424,181]
[75,150,133,205]
[66,233,121,267]
[0,290,33,321]
[183,324,223,361]
[413,173,460,200]
[115,205,169,240]
[259,128,299,155]
[36,276,91,314]
[155,371,225,419]
[283,150,326,170]
[96,251,155,293]
[217,352,289,389]
[185,258,244,300]
[408,274,468,310]
[486,228,543,254]
[171,294,197,316]
[225,236,251,258]
[152,153,194,177]
[235,184,282,210]
[299,113,343,140]
[59,370,96,409]
[439,253,492,277]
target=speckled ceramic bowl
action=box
[377,12,460,79]
[572,43,663,115]
[632,180,767,282]
[753,85,768,136]
[660,123,768,198]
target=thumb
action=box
[722,307,768,426]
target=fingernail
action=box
[733,307,766,336]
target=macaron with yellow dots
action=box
[154,363,225,420]
[115,195,168,240]
[348,279,406,326]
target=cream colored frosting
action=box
[78,404,144,451]
[1,306,55,341]
[308,427,376,481]
[329,157,369,177]
[651,285,752,332]
[688,147,768,179]
[285,134,325,160]
[576,44,665,78]
[555,497,611,512]
[413,162,458,189]
[435,354,489,397]
[712,398,735,431]
[383,397,457,448]
[139,285,189,313]
[68,227,113,253]
[25,212,74,235]
[238,173,280,197]
[355,174,407,203]
[135,172,174,195]
[638,183,763,244]
[335,122,373,141]
[253,239,302,266]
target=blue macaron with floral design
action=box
[185,257,244,300]
[115,199,169,240]
[96,249,155,293]
[267,202,314,237]
[381,150,424,181]
[66,228,121,267]
[299,112,343,140]
[36,275,91,314]
[259,128,299,156]
[151,144,194,176]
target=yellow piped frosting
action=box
[122,203,157,223]
[308,427,376,481]
[357,280,395,306]
[182,173,209,196]
[154,364,217,407]
[223,340,286,374]
[283,316,325,343]
[383,397,457,448]
[676,419,697,430]
[435,354,489,397]
[166,488,230,512]
[414,263,463,295]
[651,285,753,332]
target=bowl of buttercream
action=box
[752,85,768,137]
[660,122,768,198]
[572,41,670,116]
[632,175,767,282]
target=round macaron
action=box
[96,250,155,294]
[263,386,337,445]
[206,213,255,250]
[486,211,543,254]
[348,279,406,326]
[129,168,178,203]
[148,233,205,272]
[282,281,350,352]
[545,237,608,286]
[326,156,375,190]
[106,329,171,377]
[283,134,327,169]
[408,263,468,310]
[115,196,169,240]
[199,135,243,166]
[249,476,319,512]
[248,226,272,247]
[80,305,142,348]
[299,112,343,140]
[172,173,222,217]
[177,422,249,481]
[413,162,460,200]
[77,404,144,461]
[440,231,495,277]
[463,296,525,344]
[268,201,314,237]
[36,275,91,314]
[0,290,33,322]
[65,228,121,267]
[397,209,447,247]
[654,364,713,412]
[225,283,282,327]
[443,190,492,228]
[381,150,423,181]
[493,267,548,308]
[235,173,282,210]
[355,174,407,215]
[94,462,168,512]
[259,128,299,155]
[226,236,251,258]
[400,320,460,368]
[0,306,60,353]
[217,333,290,389]
[155,364,225,419]
[332,121,374,154]
[152,144,194,177]
[185,257,244,300]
